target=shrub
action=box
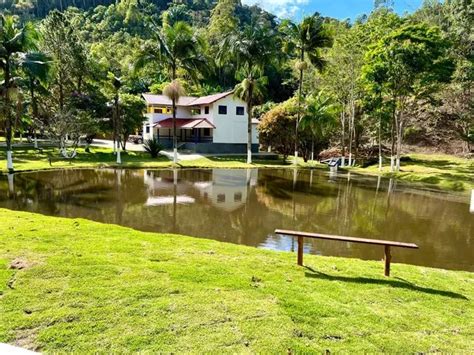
[144,138,164,158]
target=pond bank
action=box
[0,209,472,352]
[1,148,472,192]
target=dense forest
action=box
[0,0,472,169]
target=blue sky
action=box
[241,0,424,20]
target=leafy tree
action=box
[363,24,454,171]
[118,93,146,150]
[0,14,47,172]
[299,91,337,162]
[280,14,332,163]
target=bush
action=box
[144,138,164,158]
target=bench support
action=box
[384,245,391,277]
[297,236,304,266]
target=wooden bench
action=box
[274,229,419,277]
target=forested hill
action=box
[0,0,472,157]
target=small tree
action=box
[119,93,146,151]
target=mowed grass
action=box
[0,146,314,173]
[0,209,472,353]
[352,153,474,191]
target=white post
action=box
[7,151,13,172]
[116,141,121,164]
[247,148,252,164]
[470,190,474,214]
[174,147,178,164]
[390,156,395,172]
[294,151,298,166]
[348,153,352,166]
[379,155,383,171]
[341,156,345,167]
[34,136,38,149]
[7,173,14,195]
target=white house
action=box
[142,91,259,154]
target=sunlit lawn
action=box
[352,153,473,191]
[0,209,472,352]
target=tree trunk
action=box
[172,97,178,164]
[4,58,14,172]
[295,50,305,166]
[247,86,254,164]
[114,94,121,164]
[340,108,345,167]
[378,115,383,171]
[390,111,396,172]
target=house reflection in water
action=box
[193,169,257,212]
[142,168,257,212]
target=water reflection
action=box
[0,168,472,271]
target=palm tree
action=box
[221,23,278,164]
[163,80,185,163]
[234,65,267,164]
[0,15,48,172]
[299,92,336,163]
[135,21,205,163]
[280,14,332,165]
[22,51,51,148]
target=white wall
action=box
[210,96,258,144]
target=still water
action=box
[0,168,472,271]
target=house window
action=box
[234,192,242,202]
[218,105,227,115]
[154,108,163,114]
[217,194,225,203]
[192,108,201,115]
[167,107,172,113]
[236,106,245,115]
[205,106,209,114]
[203,128,211,136]
[145,125,150,133]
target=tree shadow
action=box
[304,266,468,300]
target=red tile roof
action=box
[142,91,234,107]
[153,118,216,129]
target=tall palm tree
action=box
[299,92,336,162]
[163,80,185,163]
[280,14,332,165]
[0,15,48,172]
[221,23,278,164]
[234,65,267,164]
[135,21,205,164]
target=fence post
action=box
[297,236,304,266]
[384,245,391,277]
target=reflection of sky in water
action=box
[0,168,472,271]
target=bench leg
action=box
[384,245,391,277]
[297,236,304,266]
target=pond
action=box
[0,168,472,271]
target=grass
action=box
[350,153,473,192]
[0,146,315,173]
[0,209,472,353]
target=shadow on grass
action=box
[304,266,468,300]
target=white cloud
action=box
[241,0,309,18]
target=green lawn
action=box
[0,147,312,173]
[351,153,474,191]
[0,209,472,352]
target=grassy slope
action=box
[0,209,472,353]
[350,153,473,191]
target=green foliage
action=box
[143,137,164,158]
